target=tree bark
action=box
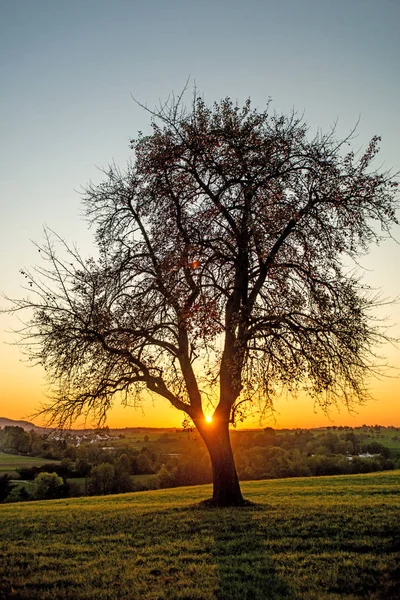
[196,417,245,507]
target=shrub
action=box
[5,485,32,503]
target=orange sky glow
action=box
[1,335,399,430]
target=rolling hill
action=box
[0,471,399,599]
[0,417,46,432]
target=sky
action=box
[0,0,399,429]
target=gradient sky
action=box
[1,0,399,429]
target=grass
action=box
[364,431,400,453]
[0,471,399,599]
[0,452,60,475]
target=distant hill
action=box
[0,417,47,432]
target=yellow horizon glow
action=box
[1,322,399,430]
[1,372,399,430]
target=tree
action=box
[135,452,155,475]
[8,94,398,506]
[88,463,115,495]
[33,472,65,500]
[0,426,30,454]
[114,454,133,492]
[156,464,176,489]
[0,474,11,503]
[4,485,31,503]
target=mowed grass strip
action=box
[0,471,399,599]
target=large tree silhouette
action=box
[10,95,398,505]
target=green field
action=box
[0,452,60,474]
[0,471,399,599]
[363,431,400,453]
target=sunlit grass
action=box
[0,471,399,599]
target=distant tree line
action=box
[1,425,399,503]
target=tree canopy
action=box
[9,94,399,505]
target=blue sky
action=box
[1,0,399,427]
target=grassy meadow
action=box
[0,471,399,599]
[0,452,60,475]
[362,430,400,453]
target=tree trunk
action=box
[196,417,245,507]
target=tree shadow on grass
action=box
[194,503,295,600]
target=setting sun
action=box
[205,415,213,423]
